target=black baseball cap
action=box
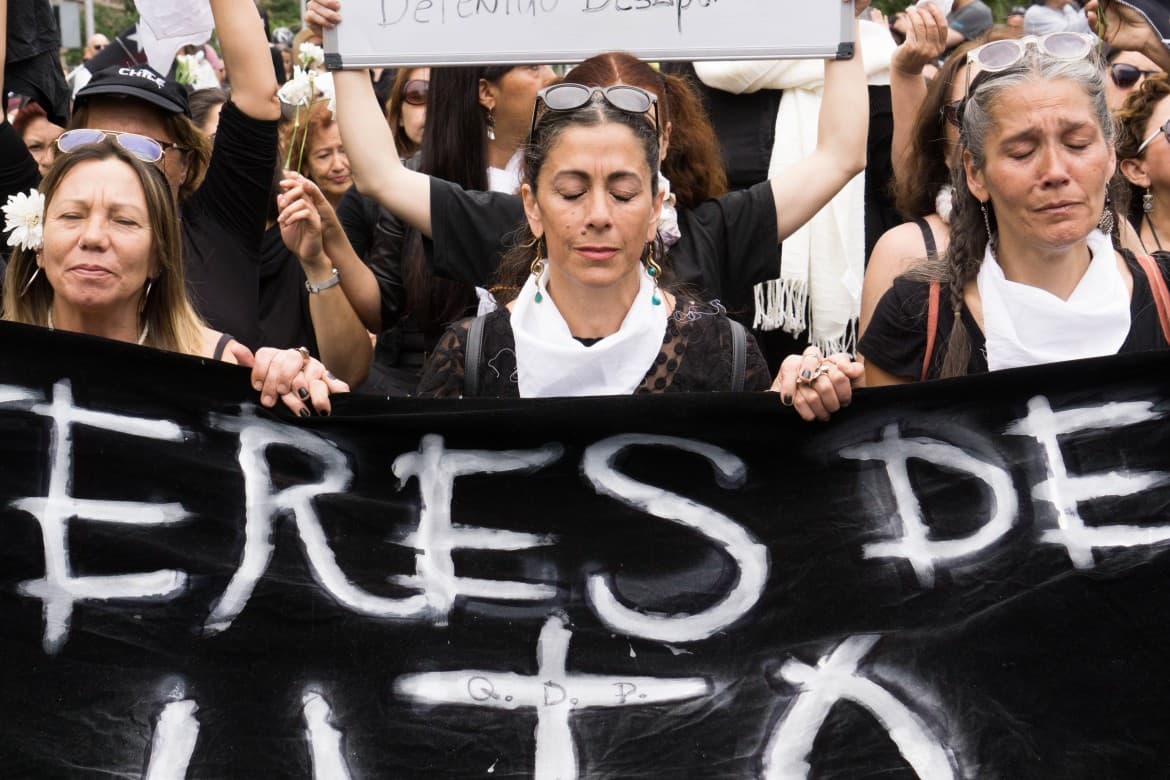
[75,65,191,118]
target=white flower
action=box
[299,42,325,71]
[278,66,314,107]
[314,72,336,117]
[3,189,45,252]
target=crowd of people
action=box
[2,0,1169,422]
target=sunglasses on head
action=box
[965,32,1095,95]
[1138,117,1170,154]
[402,79,429,106]
[530,83,659,138]
[1110,62,1159,90]
[56,128,188,164]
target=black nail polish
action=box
[298,387,310,400]
[298,408,311,418]
[801,370,811,379]
[320,409,330,417]
[782,394,792,405]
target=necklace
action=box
[1146,212,1165,252]
[47,309,150,346]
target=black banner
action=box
[2,321,1170,778]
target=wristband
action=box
[305,267,341,294]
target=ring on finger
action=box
[296,346,311,368]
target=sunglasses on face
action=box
[965,32,1095,95]
[940,98,962,128]
[1138,118,1170,154]
[1110,62,1160,90]
[401,79,429,106]
[530,83,659,138]
[56,128,188,164]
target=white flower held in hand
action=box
[278,66,315,107]
[299,42,325,71]
[315,71,336,117]
[3,189,45,252]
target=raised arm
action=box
[277,174,373,386]
[1086,0,1170,72]
[209,0,279,121]
[306,0,433,236]
[889,4,947,169]
[771,22,869,241]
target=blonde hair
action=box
[4,139,208,355]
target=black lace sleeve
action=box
[415,318,472,398]
[641,305,771,392]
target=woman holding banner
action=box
[2,137,348,416]
[408,82,862,417]
[860,31,1170,384]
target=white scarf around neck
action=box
[509,265,668,397]
[696,21,896,354]
[978,229,1131,371]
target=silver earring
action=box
[19,266,41,298]
[1144,190,1154,213]
[981,201,992,243]
[1098,197,1115,235]
[486,110,496,142]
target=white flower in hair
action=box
[3,189,45,252]
[299,42,325,71]
[278,66,315,107]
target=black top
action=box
[337,184,383,264]
[182,101,277,349]
[257,224,318,355]
[0,101,276,349]
[423,177,781,313]
[417,301,772,398]
[860,249,1170,379]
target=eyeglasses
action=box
[530,83,659,139]
[1138,118,1170,154]
[402,79,429,106]
[966,32,1095,95]
[939,98,962,128]
[1110,62,1159,90]
[56,128,189,164]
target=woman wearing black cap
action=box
[1,0,280,352]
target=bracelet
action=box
[305,267,341,294]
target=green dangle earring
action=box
[644,242,662,306]
[531,236,547,303]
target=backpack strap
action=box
[922,280,941,382]
[463,316,486,398]
[728,319,746,392]
[1135,254,1170,345]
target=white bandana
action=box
[978,229,1131,371]
[510,266,668,398]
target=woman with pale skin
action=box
[1106,48,1163,111]
[410,84,861,418]
[861,35,1170,385]
[385,67,429,158]
[1115,74,1170,255]
[12,102,63,177]
[4,139,347,414]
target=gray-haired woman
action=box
[861,33,1170,383]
